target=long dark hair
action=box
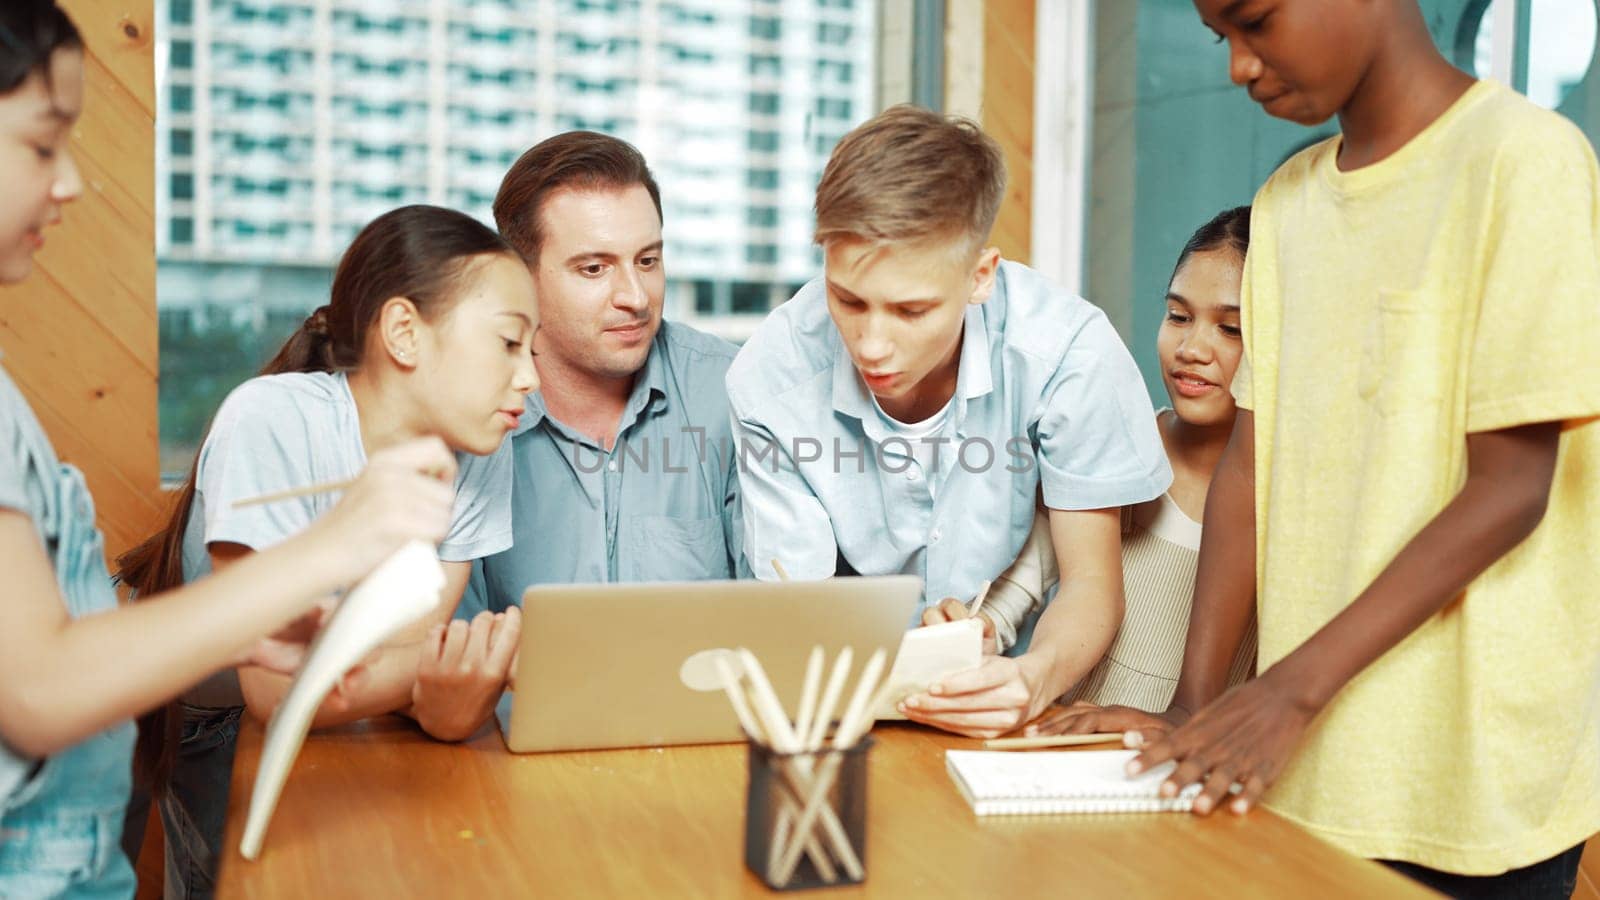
[0,1,82,96]
[117,205,519,790]
[1169,205,1251,286]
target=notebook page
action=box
[876,617,984,718]
[945,749,1201,815]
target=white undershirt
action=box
[872,394,956,499]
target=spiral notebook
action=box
[945,749,1202,815]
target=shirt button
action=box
[607,460,619,472]
[931,528,942,542]
[906,469,919,481]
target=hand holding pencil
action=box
[918,580,998,654]
[262,437,458,588]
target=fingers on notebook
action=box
[1195,765,1240,815]
[1129,727,1272,817]
[1127,733,1179,776]
[1231,775,1267,814]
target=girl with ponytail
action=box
[0,6,465,897]
[117,204,540,897]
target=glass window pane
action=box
[1076,0,1571,399]
[155,0,880,476]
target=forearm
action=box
[239,599,450,729]
[0,528,346,757]
[1172,414,1257,716]
[1019,570,1123,706]
[288,566,468,733]
[1269,433,1556,708]
[408,687,501,742]
[242,640,424,729]
[984,507,1054,652]
[1015,506,1125,711]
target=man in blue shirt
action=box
[727,106,1170,738]
[463,132,745,614]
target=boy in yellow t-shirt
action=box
[1091,0,1600,894]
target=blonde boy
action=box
[726,106,1171,737]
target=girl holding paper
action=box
[0,5,459,896]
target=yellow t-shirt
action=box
[1236,79,1600,874]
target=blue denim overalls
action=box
[0,365,137,899]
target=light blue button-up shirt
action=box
[725,260,1171,626]
[463,321,746,616]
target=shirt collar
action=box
[623,332,671,426]
[955,303,995,402]
[515,331,670,439]
[829,304,994,422]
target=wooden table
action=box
[218,717,1436,898]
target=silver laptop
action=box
[498,576,921,753]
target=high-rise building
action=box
[159,0,875,321]
[155,0,878,470]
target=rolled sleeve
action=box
[1034,315,1172,510]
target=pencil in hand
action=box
[232,478,356,510]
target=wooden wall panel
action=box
[980,0,1033,264]
[945,0,1034,264]
[2,0,159,562]
[1576,842,1600,900]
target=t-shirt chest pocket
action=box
[1357,289,1459,419]
[622,515,730,581]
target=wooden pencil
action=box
[232,478,356,510]
[983,732,1128,750]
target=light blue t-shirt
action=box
[725,260,1171,626]
[463,321,745,617]
[178,371,515,705]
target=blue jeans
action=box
[1383,842,1588,900]
[120,706,241,900]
